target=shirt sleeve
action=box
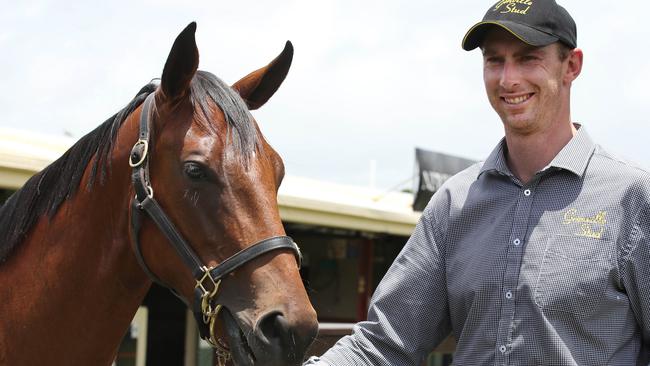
[304,197,452,365]
[619,206,650,362]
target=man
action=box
[306,0,650,365]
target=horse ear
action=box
[232,41,293,110]
[161,22,199,101]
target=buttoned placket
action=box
[494,179,538,365]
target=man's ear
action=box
[564,48,583,85]
[232,41,293,110]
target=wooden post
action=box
[356,238,374,321]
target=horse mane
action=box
[0,72,256,262]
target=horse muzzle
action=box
[222,306,318,366]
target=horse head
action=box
[129,23,317,365]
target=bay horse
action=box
[0,23,317,366]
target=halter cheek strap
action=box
[128,93,302,358]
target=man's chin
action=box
[501,116,540,136]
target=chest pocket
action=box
[534,234,613,316]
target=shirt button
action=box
[505,291,513,299]
[513,238,521,246]
[499,345,507,353]
[524,189,532,196]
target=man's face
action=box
[481,28,574,136]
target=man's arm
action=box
[305,200,452,365]
[619,206,650,363]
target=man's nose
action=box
[499,61,521,90]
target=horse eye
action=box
[184,162,207,180]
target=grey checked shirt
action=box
[306,126,650,365]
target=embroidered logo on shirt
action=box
[562,208,607,239]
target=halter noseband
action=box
[128,93,302,362]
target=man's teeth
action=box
[504,94,531,104]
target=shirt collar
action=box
[478,125,596,179]
[479,137,512,178]
[546,125,595,176]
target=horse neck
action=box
[0,113,152,365]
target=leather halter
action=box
[128,93,302,360]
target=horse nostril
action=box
[253,309,318,365]
[257,311,292,345]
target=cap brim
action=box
[462,21,559,51]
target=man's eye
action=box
[184,162,207,180]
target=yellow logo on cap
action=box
[493,0,533,15]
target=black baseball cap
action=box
[462,0,577,51]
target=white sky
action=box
[2,0,649,190]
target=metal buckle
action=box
[145,185,154,199]
[195,266,221,321]
[129,139,149,167]
[213,339,231,366]
[133,185,154,209]
[195,266,231,361]
[196,266,220,298]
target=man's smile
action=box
[502,93,534,105]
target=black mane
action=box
[0,72,256,262]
